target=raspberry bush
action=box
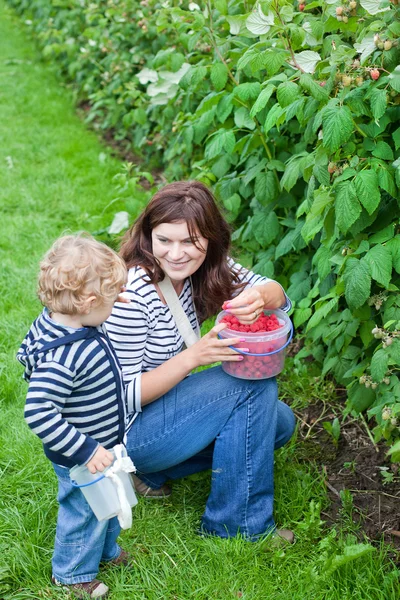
[8,0,400,456]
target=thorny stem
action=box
[274,1,305,73]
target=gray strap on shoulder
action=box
[158,276,200,348]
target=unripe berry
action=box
[391,417,398,427]
[328,162,337,173]
[370,68,380,81]
[349,0,357,8]
[342,15,348,23]
[337,14,343,20]
[359,375,366,385]
[382,407,392,420]
[377,41,384,50]
[342,75,352,86]
[384,40,393,51]
[371,327,380,335]
[336,6,344,14]
[385,337,393,346]
[352,59,360,68]
[365,380,371,388]
[371,382,378,390]
[383,377,391,385]
[355,76,364,86]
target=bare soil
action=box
[295,399,400,550]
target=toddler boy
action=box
[17,233,130,599]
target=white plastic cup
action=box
[70,451,137,521]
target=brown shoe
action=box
[131,474,171,498]
[52,576,109,598]
[103,549,133,567]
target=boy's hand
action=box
[86,446,114,474]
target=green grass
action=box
[0,3,399,598]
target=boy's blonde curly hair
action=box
[38,233,127,315]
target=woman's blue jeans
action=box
[125,366,295,541]
[51,463,121,584]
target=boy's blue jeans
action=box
[51,463,121,584]
[126,366,295,541]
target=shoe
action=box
[267,528,295,549]
[52,576,109,598]
[103,549,133,567]
[131,473,172,498]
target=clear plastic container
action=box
[70,450,137,522]
[216,308,293,380]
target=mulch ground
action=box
[294,398,400,550]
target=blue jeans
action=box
[52,463,121,584]
[126,366,295,540]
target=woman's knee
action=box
[275,401,296,449]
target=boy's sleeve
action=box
[24,361,98,465]
[229,258,292,312]
[105,292,150,416]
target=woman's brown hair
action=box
[119,181,245,322]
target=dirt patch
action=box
[295,399,400,549]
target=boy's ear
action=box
[83,295,98,314]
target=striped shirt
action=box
[17,309,128,468]
[105,261,291,427]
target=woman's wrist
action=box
[260,281,286,309]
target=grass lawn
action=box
[0,2,399,598]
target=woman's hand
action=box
[186,323,249,368]
[223,282,286,324]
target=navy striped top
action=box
[17,309,130,468]
[105,261,291,427]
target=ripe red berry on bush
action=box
[220,312,282,333]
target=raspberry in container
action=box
[216,309,293,380]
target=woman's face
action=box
[151,221,208,283]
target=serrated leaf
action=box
[249,85,275,117]
[306,298,339,331]
[348,384,376,412]
[369,224,395,244]
[393,127,400,151]
[354,34,376,65]
[211,63,228,91]
[205,129,236,160]
[216,93,233,123]
[276,81,300,108]
[293,51,321,74]
[386,236,400,274]
[234,107,256,130]
[254,171,278,205]
[223,193,241,215]
[322,105,354,153]
[335,182,361,233]
[264,104,285,133]
[344,258,371,309]
[388,65,400,93]
[246,6,274,35]
[360,0,390,15]
[226,15,246,35]
[378,167,396,196]
[369,89,387,120]
[313,245,331,280]
[233,82,261,102]
[294,308,312,328]
[259,50,290,76]
[252,210,280,246]
[372,141,394,160]
[363,244,392,287]
[354,170,380,215]
[371,348,389,381]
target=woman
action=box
[106,181,295,542]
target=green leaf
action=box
[293,50,321,74]
[369,224,395,244]
[246,6,274,35]
[250,85,275,118]
[389,339,400,364]
[276,82,300,108]
[210,63,228,92]
[378,167,397,197]
[322,105,354,153]
[306,298,339,331]
[233,82,261,102]
[388,65,400,93]
[252,210,280,246]
[216,94,233,123]
[294,308,312,328]
[348,383,376,412]
[354,170,380,215]
[313,245,331,280]
[254,171,278,205]
[372,141,394,160]
[259,50,289,76]
[386,236,400,274]
[264,104,285,133]
[393,127,400,151]
[205,129,236,160]
[371,348,388,381]
[223,193,241,215]
[369,89,387,120]
[234,107,256,130]
[344,258,371,309]
[299,73,329,101]
[335,182,361,233]
[363,244,392,287]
